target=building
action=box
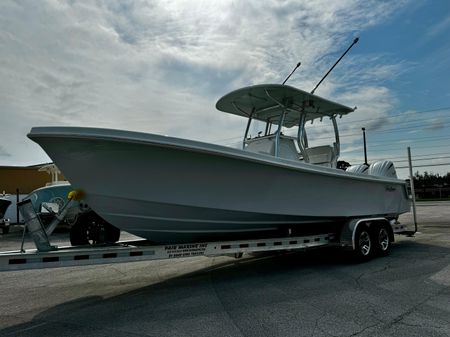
[0,163,66,194]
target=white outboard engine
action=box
[346,164,369,174]
[367,160,398,178]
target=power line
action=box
[362,136,450,149]
[306,122,450,142]
[337,112,450,129]
[372,135,450,144]
[393,156,450,163]
[319,106,450,127]
[213,106,450,144]
[342,143,449,153]
[396,162,450,169]
[369,151,450,161]
[369,123,449,135]
[341,135,450,148]
[341,137,450,148]
[306,107,450,138]
[331,115,450,134]
[226,136,450,153]
[307,116,450,137]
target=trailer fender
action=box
[340,218,392,250]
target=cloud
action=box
[425,15,450,39]
[335,86,397,133]
[0,0,412,165]
[425,119,446,131]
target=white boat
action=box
[28,84,410,243]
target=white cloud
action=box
[425,15,450,39]
[0,0,412,166]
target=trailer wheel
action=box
[70,211,120,246]
[353,224,373,261]
[374,225,391,256]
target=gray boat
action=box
[28,84,410,243]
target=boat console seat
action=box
[304,145,337,168]
[245,136,299,161]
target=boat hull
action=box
[28,127,411,243]
[0,199,12,219]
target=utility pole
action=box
[407,146,418,233]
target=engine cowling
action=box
[367,160,397,178]
[346,164,369,174]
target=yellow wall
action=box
[0,166,66,194]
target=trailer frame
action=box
[0,216,411,272]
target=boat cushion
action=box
[305,145,336,167]
[245,136,299,161]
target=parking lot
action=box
[0,202,449,337]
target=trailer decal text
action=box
[164,243,208,258]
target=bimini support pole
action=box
[275,110,286,157]
[243,113,253,149]
[234,104,254,150]
[331,115,340,158]
[297,112,309,162]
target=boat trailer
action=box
[0,200,412,272]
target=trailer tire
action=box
[70,211,120,246]
[373,224,391,257]
[353,224,373,261]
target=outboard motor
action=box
[367,160,398,178]
[346,164,369,174]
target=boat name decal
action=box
[165,243,208,258]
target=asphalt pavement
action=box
[0,201,449,337]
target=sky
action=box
[1,0,449,179]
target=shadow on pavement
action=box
[1,240,450,337]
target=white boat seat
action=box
[278,137,300,161]
[305,145,336,167]
[245,136,299,161]
[245,137,274,155]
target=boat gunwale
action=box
[28,126,407,186]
